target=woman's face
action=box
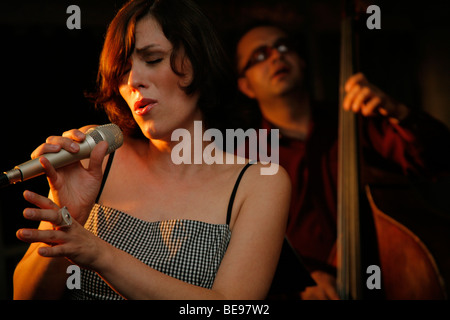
[119,15,201,141]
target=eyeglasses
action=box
[240,38,292,76]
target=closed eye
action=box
[146,58,163,65]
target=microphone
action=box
[0,123,123,188]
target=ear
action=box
[178,54,194,87]
[238,77,257,99]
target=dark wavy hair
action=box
[91,0,237,138]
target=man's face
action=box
[237,26,305,103]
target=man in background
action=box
[235,23,450,299]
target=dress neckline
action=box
[92,203,231,229]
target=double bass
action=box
[336,0,448,300]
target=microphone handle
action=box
[4,134,98,184]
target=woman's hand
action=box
[30,126,108,224]
[17,190,107,270]
[31,128,91,160]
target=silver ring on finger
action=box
[55,206,72,228]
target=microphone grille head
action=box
[87,123,124,154]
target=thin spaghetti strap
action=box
[226,161,254,225]
[95,151,115,203]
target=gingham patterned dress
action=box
[68,153,252,300]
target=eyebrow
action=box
[254,37,289,50]
[247,37,281,54]
[135,44,165,56]
[250,45,268,55]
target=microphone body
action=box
[1,123,123,187]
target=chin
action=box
[279,78,303,95]
[138,121,175,142]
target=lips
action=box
[134,98,158,116]
[272,65,290,79]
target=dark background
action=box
[0,0,449,300]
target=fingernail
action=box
[70,142,79,152]
[21,230,32,237]
[38,247,48,256]
[75,131,85,139]
[24,209,34,218]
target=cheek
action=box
[118,85,132,106]
[253,63,271,80]
[248,68,269,89]
[288,55,305,75]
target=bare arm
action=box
[13,126,107,299]
[13,219,72,300]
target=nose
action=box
[127,63,147,90]
[270,47,284,63]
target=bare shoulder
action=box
[212,162,291,298]
[232,154,290,191]
[241,161,291,196]
[227,161,291,228]
[247,162,291,210]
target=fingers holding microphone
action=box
[30,129,86,160]
[30,125,100,160]
[27,125,115,225]
[12,124,122,187]
[37,140,109,190]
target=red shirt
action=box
[258,102,450,273]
